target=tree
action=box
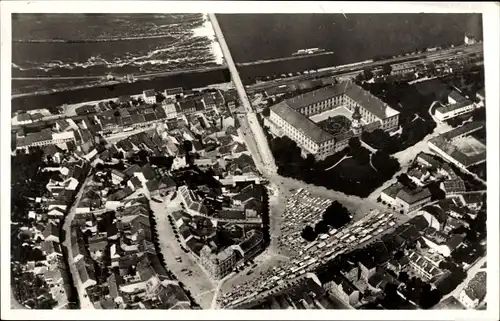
[420,289,442,309]
[372,151,401,175]
[355,72,365,83]
[301,225,317,242]
[262,107,270,117]
[383,283,399,300]
[363,68,374,80]
[348,137,362,151]
[314,220,329,235]
[398,271,409,283]
[382,63,393,75]
[322,201,351,229]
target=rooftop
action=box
[143,89,156,97]
[449,90,467,103]
[396,187,432,205]
[271,101,334,144]
[437,99,474,114]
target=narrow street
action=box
[61,174,95,309]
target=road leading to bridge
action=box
[208,14,277,176]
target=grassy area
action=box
[266,132,400,198]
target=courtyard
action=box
[317,115,352,136]
[309,106,356,124]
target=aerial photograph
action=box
[6,7,492,316]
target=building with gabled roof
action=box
[76,256,97,289]
[143,89,157,104]
[164,87,184,98]
[268,82,399,160]
[178,185,209,216]
[324,272,360,307]
[42,222,60,243]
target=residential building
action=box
[146,176,176,198]
[203,93,217,110]
[178,99,196,115]
[200,245,237,279]
[162,101,178,120]
[143,90,157,104]
[43,222,61,243]
[407,250,445,282]
[422,232,465,258]
[435,99,476,122]
[232,229,264,261]
[324,272,360,306]
[76,256,97,289]
[441,178,466,195]
[381,183,432,213]
[111,169,126,185]
[16,129,77,150]
[16,112,33,125]
[164,87,184,99]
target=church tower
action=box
[351,106,362,136]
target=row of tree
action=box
[267,134,400,197]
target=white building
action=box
[143,89,157,104]
[16,129,76,150]
[464,34,477,45]
[162,101,178,120]
[435,100,476,122]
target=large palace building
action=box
[267,81,400,160]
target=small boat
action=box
[292,48,327,56]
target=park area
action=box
[265,130,401,197]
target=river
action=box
[11,13,482,113]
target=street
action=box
[61,174,95,309]
[209,13,277,178]
[149,192,216,309]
